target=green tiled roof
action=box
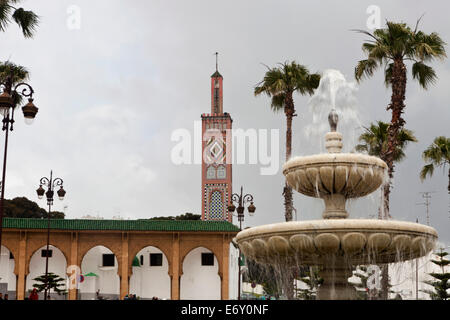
[211,70,222,78]
[2,218,240,232]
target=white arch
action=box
[180,247,221,300]
[129,246,170,299]
[0,245,16,299]
[26,245,68,300]
[80,245,119,300]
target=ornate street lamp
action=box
[0,73,38,263]
[228,186,255,300]
[36,170,65,300]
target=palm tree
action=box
[254,61,320,222]
[356,121,417,162]
[356,121,417,300]
[0,0,39,37]
[420,136,450,193]
[356,121,417,219]
[354,19,446,217]
[0,60,29,105]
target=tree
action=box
[32,272,66,297]
[421,248,450,300]
[4,197,64,219]
[355,121,417,299]
[255,61,320,222]
[420,136,450,194]
[356,121,418,164]
[0,60,29,106]
[243,259,281,299]
[356,121,418,218]
[295,266,323,300]
[351,265,402,300]
[351,266,375,300]
[0,0,39,37]
[147,212,201,221]
[354,20,446,218]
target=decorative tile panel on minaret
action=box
[201,61,233,222]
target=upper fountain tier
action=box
[283,109,387,219]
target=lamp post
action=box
[0,73,38,261]
[36,170,66,300]
[228,186,255,300]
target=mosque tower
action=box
[201,53,233,221]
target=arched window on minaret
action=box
[206,166,216,180]
[217,165,226,179]
[214,79,220,113]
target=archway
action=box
[180,247,221,300]
[26,245,68,300]
[129,246,170,299]
[0,245,16,299]
[80,245,119,300]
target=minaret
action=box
[201,54,233,221]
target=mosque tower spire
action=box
[211,52,223,114]
[200,53,233,221]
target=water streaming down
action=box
[237,72,438,299]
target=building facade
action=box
[0,218,239,300]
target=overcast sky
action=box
[1,0,449,245]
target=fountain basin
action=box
[283,153,387,219]
[283,153,387,198]
[236,219,437,265]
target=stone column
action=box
[171,233,180,300]
[119,232,129,300]
[68,232,78,300]
[15,231,27,300]
[220,235,229,300]
[317,259,356,300]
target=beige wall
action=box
[2,228,236,300]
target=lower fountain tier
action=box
[236,219,437,265]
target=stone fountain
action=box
[236,110,438,300]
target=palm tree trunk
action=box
[379,58,406,299]
[283,93,295,300]
[381,57,406,217]
[381,58,406,300]
[384,57,407,185]
[382,183,391,219]
[284,94,295,222]
[380,265,389,299]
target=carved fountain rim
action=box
[283,153,387,174]
[236,219,438,241]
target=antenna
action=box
[214,52,218,71]
[415,191,436,226]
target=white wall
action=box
[0,245,16,296]
[129,246,171,299]
[242,282,265,295]
[5,242,238,300]
[180,247,221,300]
[26,245,67,299]
[228,243,239,300]
[389,251,450,300]
[80,246,119,299]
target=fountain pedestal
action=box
[322,193,347,219]
[316,259,356,300]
